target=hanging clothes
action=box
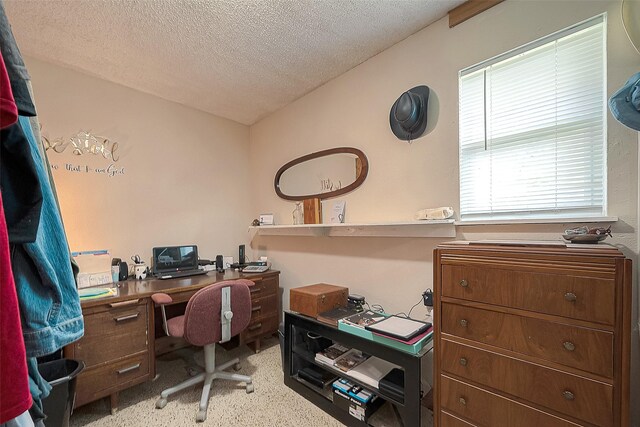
[0,4,83,422]
[0,54,17,128]
[0,1,35,117]
[12,115,84,358]
[0,53,31,427]
[0,122,43,243]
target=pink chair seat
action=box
[167,315,185,338]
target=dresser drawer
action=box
[250,276,278,300]
[441,375,582,427]
[250,294,278,321]
[74,302,148,368]
[441,412,476,427]
[441,339,613,426]
[441,264,615,325]
[441,302,614,377]
[75,352,149,407]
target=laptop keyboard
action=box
[157,269,206,280]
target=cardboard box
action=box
[290,283,348,318]
[333,388,383,422]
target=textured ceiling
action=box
[4,0,464,125]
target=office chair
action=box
[151,279,255,422]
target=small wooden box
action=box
[290,283,348,318]
[303,198,322,224]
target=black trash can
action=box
[278,322,285,371]
[38,359,84,427]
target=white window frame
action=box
[458,15,608,223]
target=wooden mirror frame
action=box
[274,147,369,201]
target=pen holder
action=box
[134,264,147,280]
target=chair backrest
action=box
[182,279,254,346]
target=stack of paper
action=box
[347,356,399,389]
[334,349,368,372]
[78,287,117,300]
[315,343,350,366]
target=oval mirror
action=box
[274,147,369,201]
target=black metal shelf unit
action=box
[283,311,425,427]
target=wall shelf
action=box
[249,220,455,238]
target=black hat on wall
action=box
[389,85,430,141]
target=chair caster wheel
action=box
[196,410,207,422]
[233,363,241,371]
[156,398,167,409]
[246,383,255,393]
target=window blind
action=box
[459,15,606,221]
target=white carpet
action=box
[70,338,432,426]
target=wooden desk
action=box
[65,269,280,413]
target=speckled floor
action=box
[70,338,433,426]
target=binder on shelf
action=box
[297,365,337,389]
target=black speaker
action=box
[119,261,129,281]
[216,255,224,273]
[239,244,245,265]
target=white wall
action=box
[248,0,640,423]
[27,57,252,265]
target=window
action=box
[459,15,606,221]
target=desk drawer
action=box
[74,302,148,368]
[441,375,581,427]
[243,314,278,342]
[75,352,149,407]
[441,339,613,426]
[250,276,278,300]
[441,302,613,377]
[441,264,615,325]
[250,294,278,321]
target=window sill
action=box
[455,216,618,226]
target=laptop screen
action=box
[153,245,199,274]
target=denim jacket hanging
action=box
[12,116,83,357]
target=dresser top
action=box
[438,240,625,258]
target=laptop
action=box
[152,245,207,280]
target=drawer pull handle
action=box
[250,287,260,294]
[562,390,575,401]
[563,341,576,351]
[564,292,577,302]
[459,358,468,366]
[248,323,262,331]
[114,313,139,322]
[459,319,468,328]
[109,299,140,308]
[459,279,468,288]
[117,363,141,374]
[251,305,262,312]
[459,397,467,406]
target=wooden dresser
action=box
[433,242,631,427]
